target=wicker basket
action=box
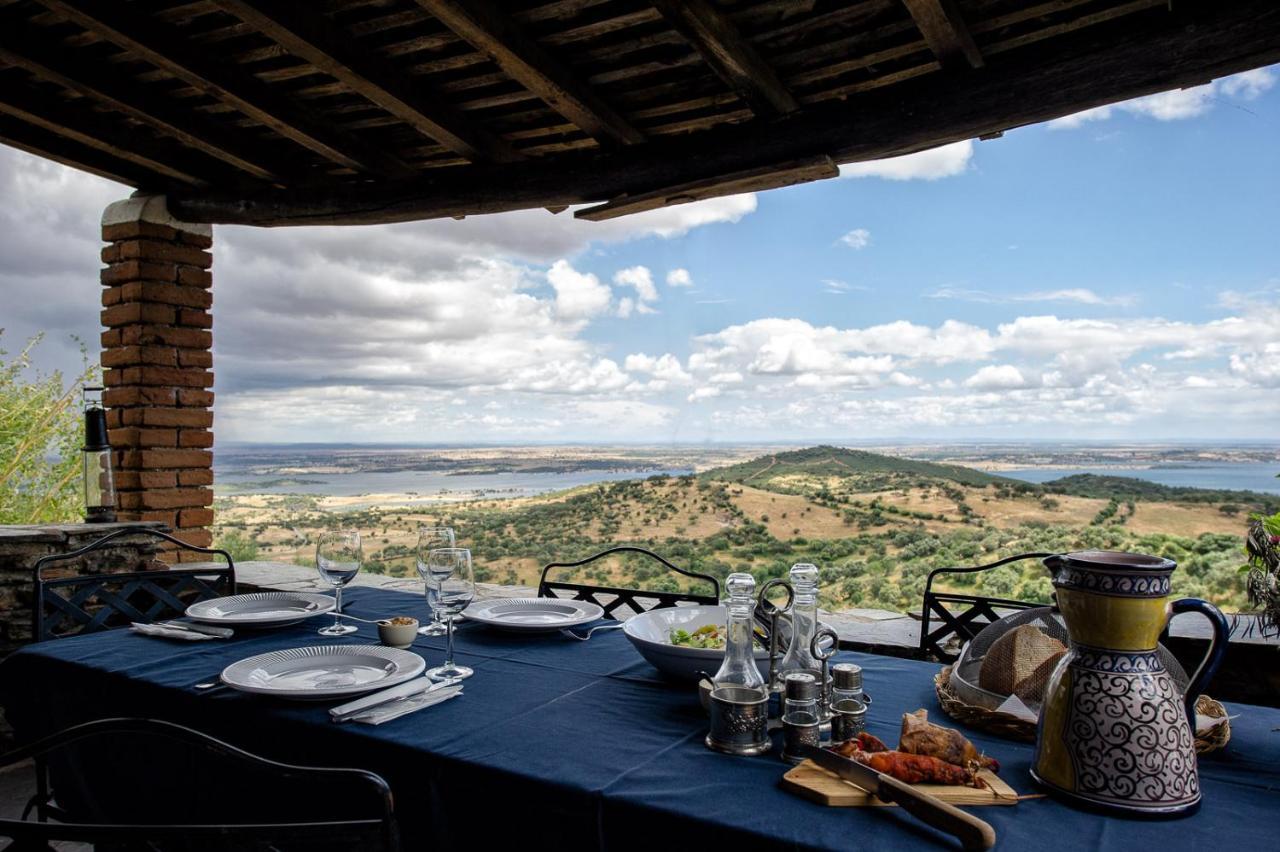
[935,666,1231,754]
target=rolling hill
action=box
[701,445,1012,490]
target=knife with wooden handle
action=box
[798,745,996,851]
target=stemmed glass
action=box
[415,527,455,636]
[315,529,361,637]
[425,547,475,680]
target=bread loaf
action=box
[978,623,1067,702]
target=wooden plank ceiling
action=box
[0,0,1277,226]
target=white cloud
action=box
[666,268,692,287]
[625,353,692,384]
[547,259,612,320]
[964,364,1032,390]
[838,228,872,250]
[822,279,869,295]
[614,265,659,303]
[928,286,1135,306]
[1229,343,1280,388]
[839,140,973,181]
[1049,68,1276,129]
[688,386,722,402]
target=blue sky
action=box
[1,66,1277,444]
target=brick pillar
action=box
[99,195,214,560]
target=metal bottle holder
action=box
[756,578,794,696]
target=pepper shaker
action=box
[780,672,821,764]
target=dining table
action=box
[1,585,1277,851]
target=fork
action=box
[561,623,625,641]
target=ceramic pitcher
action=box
[1032,550,1229,816]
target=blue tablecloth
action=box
[2,586,1277,850]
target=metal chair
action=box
[918,552,1053,662]
[0,717,398,851]
[32,525,236,642]
[538,546,720,620]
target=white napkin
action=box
[351,685,463,725]
[994,693,1039,723]
[130,622,226,641]
[1195,712,1237,735]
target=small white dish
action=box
[220,645,425,700]
[186,592,335,628]
[623,605,769,682]
[462,597,604,633]
[377,617,419,649]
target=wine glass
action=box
[315,529,361,637]
[415,527,455,636]
[425,547,475,680]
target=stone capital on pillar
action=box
[100,194,215,558]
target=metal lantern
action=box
[82,386,117,523]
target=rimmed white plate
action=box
[220,645,425,699]
[462,597,604,632]
[185,592,335,628]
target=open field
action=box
[213,446,1275,615]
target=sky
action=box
[2,66,1278,445]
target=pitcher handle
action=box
[1168,598,1230,721]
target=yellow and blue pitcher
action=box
[1033,550,1229,816]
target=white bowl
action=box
[623,605,769,682]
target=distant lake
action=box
[1002,463,1280,494]
[214,467,694,503]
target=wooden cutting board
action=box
[782,760,1018,807]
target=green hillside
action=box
[702,445,1011,491]
[1044,474,1279,513]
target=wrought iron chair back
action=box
[0,717,399,851]
[919,552,1054,662]
[538,546,720,620]
[32,526,236,642]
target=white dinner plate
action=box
[220,645,426,699]
[185,592,335,628]
[462,597,604,632]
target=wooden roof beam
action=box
[0,12,294,183]
[901,0,984,69]
[210,0,520,163]
[651,0,799,117]
[0,114,158,188]
[575,156,837,221]
[414,0,644,147]
[33,0,418,179]
[169,1,1280,226]
[0,81,215,187]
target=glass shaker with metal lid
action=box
[711,572,765,691]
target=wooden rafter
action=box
[0,13,292,183]
[651,0,800,117]
[33,0,418,179]
[0,115,152,188]
[0,81,214,187]
[575,156,838,221]
[414,0,644,146]
[209,0,520,163]
[169,0,1280,226]
[901,0,985,69]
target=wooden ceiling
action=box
[1,0,1277,227]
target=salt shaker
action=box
[780,672,821,764]
[829,662,869,744]
[831,662,870,705]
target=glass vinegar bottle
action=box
[773,563,823,688]
[711,572,766,692]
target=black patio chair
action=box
[538,546,720,620]
[32,525,236,642]
[918,552,1054,662]
[0,717,398,851]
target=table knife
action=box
[798,745,996,851]
[330,676,461,723]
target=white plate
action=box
[220,645,426,699]
[462,597,604,632]
[623,605,769,682]
[185,592,335,628]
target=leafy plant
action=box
[0,333,97,524]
